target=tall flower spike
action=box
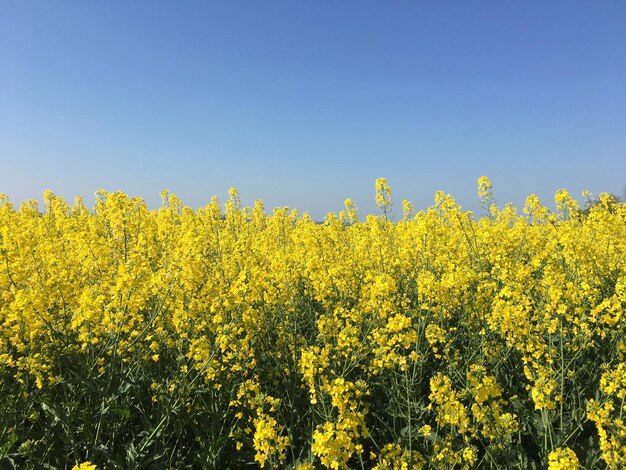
[375,177,392,217]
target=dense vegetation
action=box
[1,178,625,469]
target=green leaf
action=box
[111,406,131,419]
[0,430,18,455]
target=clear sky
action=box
[1,1,625,220]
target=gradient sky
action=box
[1,1,625,219]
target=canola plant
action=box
[0,178,625,469]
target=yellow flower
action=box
[72,463,97,470]
[375,177,392,213]
[547,447,579,470]
[477,176,492,199]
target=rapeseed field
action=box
[1,178,625,469]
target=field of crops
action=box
[1,178,625,469]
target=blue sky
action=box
[1,1,625,219]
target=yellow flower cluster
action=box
[429,373,472,434]
[547,447,579,469]
[2,177,626,468]
[311,378,369,468]
[587,362,626,467]
[71,463,97,470]
[371,443,426,469]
